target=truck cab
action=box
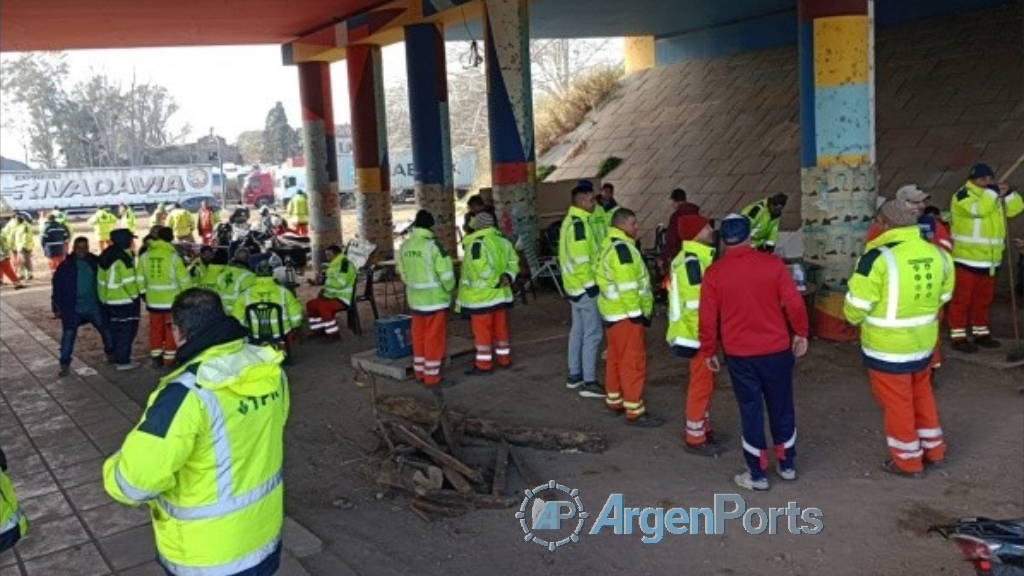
[274,168,307,207]
[242,171,275,207]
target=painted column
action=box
[484,0,539,274]
[298,62,341,270]
[798,0,877,287]
[405,23,457,256]
[624,37,656,74]
[347,44,394,262]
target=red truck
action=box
[242,170,274,207]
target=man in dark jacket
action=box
[41,214,71,273]
[661,188,702,267]
[52,236,114,376]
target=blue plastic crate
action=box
[375,315,413,359]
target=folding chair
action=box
[346,265,380,336]
[243,301,290,357]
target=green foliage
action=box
[262,102,301,164]
[596,156,623,179]
[536,165,557,182]
[535,65,622,157]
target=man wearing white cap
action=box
[865,184,929,243]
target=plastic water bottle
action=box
[790,264,807,292]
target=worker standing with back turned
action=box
[699,214,809,491]
[844,200,952,478]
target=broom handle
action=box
[999,154,1024,352]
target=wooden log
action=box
[387,422,484,483]
[492,442,510,498]
[442,467,474,497]
[411,497,470,517]
[408,501,432,522]
[509,447,541,488]
[377,396,608,453]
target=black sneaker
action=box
[152,357,164,369]
[974,337,1001,349]
[951,340,978,354]
[464,366,493,377]
[566,375,584,390]
[578,382,605,398]
[58,365,70,377]
[683,442,722,457]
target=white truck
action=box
[0,164,216,214]
[273,167,307,206]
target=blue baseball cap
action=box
[720,214,751,246]
[969,164,994,180]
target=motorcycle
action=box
[929,518,1024,576]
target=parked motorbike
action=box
[929,518,1024,576]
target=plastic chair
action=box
[243,301,289,355]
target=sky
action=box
[0,44,412,164]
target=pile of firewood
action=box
[365,393,608,521]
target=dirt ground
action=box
[2,213,1022,576]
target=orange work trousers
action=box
[412,311,448,385]
[868,367,946,473]
[149,310,177,365]
[470,308,510,371]
[0,258,19,284]
[685,355,715,445]
[306,297,347,336]
[948,267,995,341]
[605,320,647,419]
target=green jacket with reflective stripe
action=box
[949,181,1024,271]
[398,228,455,313]
[102,338,289,576]
[137,240,193,311]
[217,265,257,313]
[557,206,599,298]
[666,241,715,355]
[232,277,304,337]
[742,198,780,250]
[456,227,519,312]
[597,227,653,322]
[591,203,619,248]
[844,226,954,372]
[197,263,225,291]
[1,466,29,552]
[323,253,357,305]
[98,258,142,306]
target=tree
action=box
[262,102,299,164]
[1,52,188,168]
[236,130,265,164]
[530,39,617,99]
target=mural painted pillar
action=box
[298,62,341,269]
[405,23,457,256]
[798,0,877,287]
[347,44,394,261]
[484,0,539,274]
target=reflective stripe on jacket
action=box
[666,241,715,355]
[557,206,599,298]
[99,258,142,306]
[844,226,954,373]
[138,241,193,310]
[398,228,455,313]
[742,198,780,249]
[217,265,256,313]
[323,253,357,305]
[102,339,289,576]
[597,227,653,323]
[949,181,1023,271]
[456,227,519,313]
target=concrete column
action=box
[298,62,341,269]
[405,23,457,256]
[624,36,656,74]
[347,44,394,261]
[798,0,877,287]
[484,0,539,274]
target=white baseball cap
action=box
[896,184,929,203]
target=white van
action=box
[274,168,307,207]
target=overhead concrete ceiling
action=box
[0,0,392,52]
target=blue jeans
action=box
[726,350,797,480]
[567,293,603,382]
[60,311,114,367]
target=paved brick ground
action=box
[0,301,310,576]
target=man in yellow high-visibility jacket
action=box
[104,288,288,576]
[947,163,1023,353]
[286,191,309,235]
[1,447,29,553]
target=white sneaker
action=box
[777,465,797,481]
[116,362,141,372]
[734,471,770,491]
